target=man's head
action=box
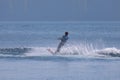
[65,32,68,36]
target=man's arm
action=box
[57,37,62,40]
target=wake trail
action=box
[0,44,120,58]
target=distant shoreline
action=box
[0,21,120,24]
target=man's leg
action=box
[56,42,64,53]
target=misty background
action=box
[0,0,120,21]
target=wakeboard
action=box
[47,48,55,55]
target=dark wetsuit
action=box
[55,35,69,53]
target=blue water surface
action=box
[0,22,120,80]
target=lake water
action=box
[0,22,120,80]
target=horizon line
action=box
[0,21,120,23]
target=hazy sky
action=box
[0,0,120,21]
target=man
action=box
[55,32,69,53]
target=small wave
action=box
[0,55,119,62]
[96,47,120,57]
[0,48,31,55]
